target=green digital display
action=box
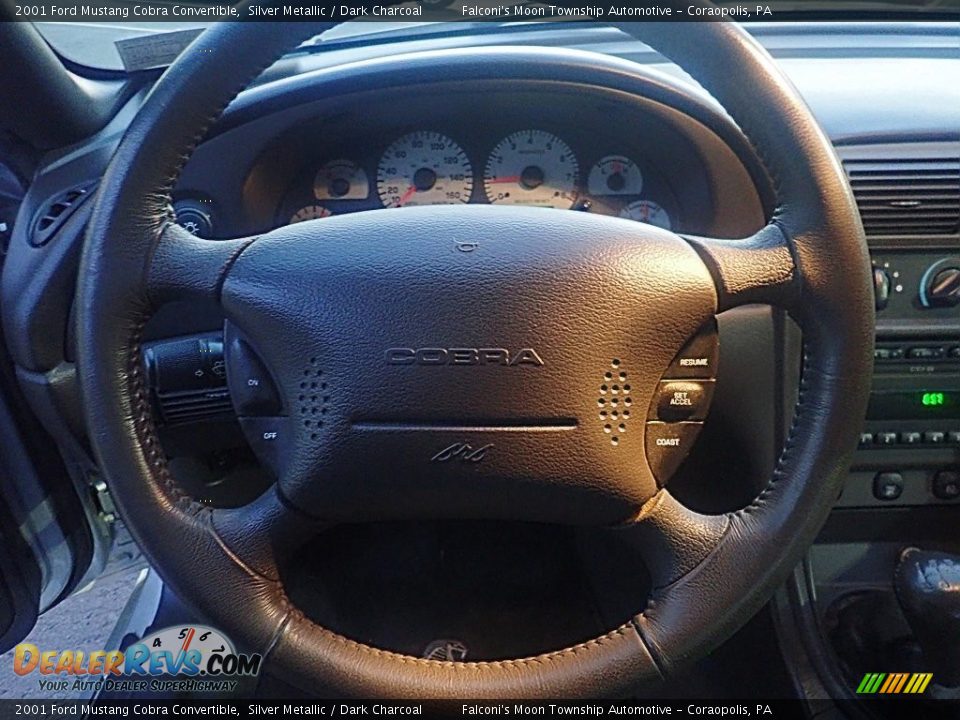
[869,390,958,420]
[922,392,946,407]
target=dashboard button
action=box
[645,422,703,485]
[859,432,874,448]
[876,432,898,446]
[873,266,891,311]
[873,472,903,501]
[949,431,960,445]
[908,347,946,361]
[900,431,922,445]
[239,416,287,473]
[950,347,960,360]
[874,346,905,362]
[654,381,714,422]
[174,203,213,238]
[933,470,960,501]
[666,323,719,380]
[226,335,282,416]
[925,431,946,445]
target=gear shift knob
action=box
[894,547,960,688]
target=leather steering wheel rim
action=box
[78,18,874,698]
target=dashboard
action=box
[170,68,769,242]
[266,111,683,231]
[279,126,673,229]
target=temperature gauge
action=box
[620,200,672,230]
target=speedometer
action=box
[376,132,473,208]
[484,130,578,209]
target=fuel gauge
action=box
[587,156,643,196]
[289,204,333,224]
[314,159,369,201]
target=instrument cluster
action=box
[278,128,678,232]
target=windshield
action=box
[33,0,960,71]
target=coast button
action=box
[645,422,704,485]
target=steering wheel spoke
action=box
[684,223,800,315]
[628,490,730,589]
[209,486,325,582]
[146,221,255,307]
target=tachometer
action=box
[377,132,473,208]
[587,156,642,196]
[289,204,333,224]
[484,130,578,209]
[314,159,369,201]
[620,200,672,230]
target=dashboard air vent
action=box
[30,182,96,247]
[844,159,960,236]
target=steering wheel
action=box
[78,20,873,697]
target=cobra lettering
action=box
[385,348,543,367]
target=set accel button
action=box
[653,380,715,422]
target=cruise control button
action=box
[654,381,715,422]
[225,332,282,416]
[666,323,719,380]
[873,472,903,501]
[239,416,287,473]
[645,422,703,485]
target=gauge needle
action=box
[398,185,417,206]
[487,176,521,184]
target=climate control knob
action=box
[921,259,960,308]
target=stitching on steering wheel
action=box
[279,599,649,671]
[740,346,812,514]
[128,27,337,511]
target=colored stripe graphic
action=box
[892,673,909,693]
[856,673,886,694]
[909,673,933,693]
[879,674,896,693]
[857,672,933,694]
